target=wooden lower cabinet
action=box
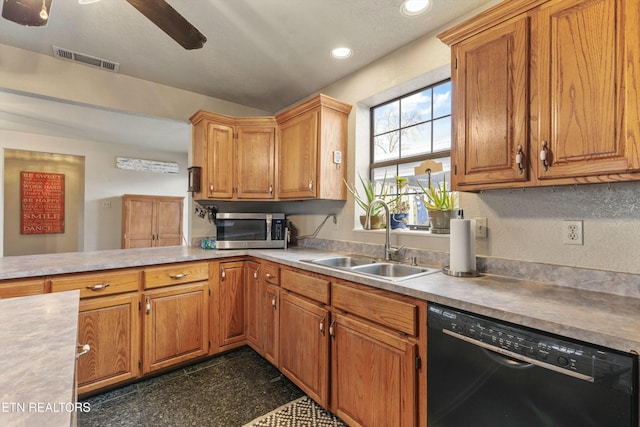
[262,284,279,366]
[0,278,44,299]
[212,260,246,352]
[245,261,261,350]
[142,281,209,373]
[77,292,140,395]
[330,313,417,427]
[279,290,330,407]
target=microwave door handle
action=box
[266,215,272,241]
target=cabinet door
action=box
[277,110,318,199]
[122,197,155,248]
[279,291,329,407]
[77,292,140,395]
[536,0,639,179]
[143,282,209,373]
[236,126,276,199]
[206,121,235,199]
[263,284,279,366]
[155,198,183,247]
[216,261,246,350]
[245,261,261,350]
[331,313,417,427]
[452,14,529,188]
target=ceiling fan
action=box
[1,0,207,50]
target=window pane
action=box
[433,81,452,119]
[401,88,432,126]
[400,122,432,157]
[374,132,400,162]
[433,117,451,152]
[372,166,396,198]
[373,101,399,135]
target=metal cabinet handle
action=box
[269,184,273,195]
[76,343,90,359]
[319,317,326,336]
[86,282,110,291]
[253,268,260,280]
[221,266,226,280]
[271,296,277,309]
[145,297,151,315]
[209,182,214,192]
[266,273,275,280]
[308,180,313,192]
[516,145,524,174]
[540,141,549,171]
[329,319,336,337]
[169,273,187,280]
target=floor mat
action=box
[243,396,347,427]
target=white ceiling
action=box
[0,0,494,153]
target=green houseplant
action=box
[417,175,456,233]
[344,173,389,229]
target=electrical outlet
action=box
[474,217,487,238]
[563,220,583,245]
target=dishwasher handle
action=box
[442,329,595,383]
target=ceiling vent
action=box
[52,46,120,72]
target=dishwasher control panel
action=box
[427,303,635,391]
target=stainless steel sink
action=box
[301,255,439,281]
[350,262,438,281]
[302,255,376,268]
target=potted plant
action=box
[344,173,389,229]
[417,175,456,233]
[389,176,410,229]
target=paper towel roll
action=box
[450,219,475,273]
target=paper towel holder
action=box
[442,266,480,277]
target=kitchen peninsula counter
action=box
[0,290,80,427]
[0,246,639,355]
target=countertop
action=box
[0,290,80,427]
[0,246,639,355]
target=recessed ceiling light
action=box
[400,0,432,16]
[331,47,353,59]
[78,0,101,4]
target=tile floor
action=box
[78,346,304,427]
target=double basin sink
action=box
[301,254,440,282]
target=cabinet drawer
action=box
[50,269,140,299]
[263,263,280,285]
[281,268,330,305]
[143,262,209,289]
[332,281,418,336]
[0,278,44,299]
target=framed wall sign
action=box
[20,171,65,234]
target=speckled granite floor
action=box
[78,346,304,427]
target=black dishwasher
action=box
[427,303,638,427]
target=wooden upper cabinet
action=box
[276,95,352,200]
[206,121,235,199]
[189,112,277,200]
[439,0,640,190]
[535,0,640,180]
[122,195,183,249]
[236,121,276,199]
[451,14,529,187]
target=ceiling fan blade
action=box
[126,0,207,50]
[2,0,52,27]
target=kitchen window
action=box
[370,79,452,228]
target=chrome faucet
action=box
[365,198,400,261]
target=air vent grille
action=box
[52,46,120,73]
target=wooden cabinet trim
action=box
[0,278,45,299]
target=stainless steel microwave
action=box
[215,213,287,249]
